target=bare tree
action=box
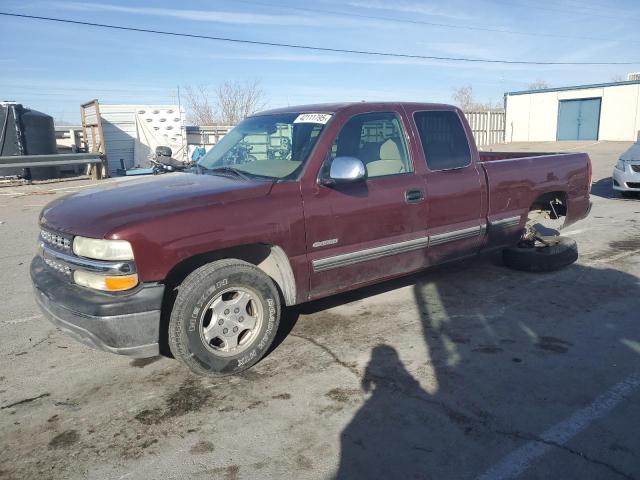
[216,80,267,125]
[184,85,217,125]
[452,85,476,111]
[527,79,550,90]
[184,81,267,126]
[452,85,502,111]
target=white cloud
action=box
[347,0,473,21]
[415,41,496,59]
[199,49,585,73]
[202,51,433,66]
[49,1,390,29]
[265,84,447,105]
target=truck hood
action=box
[40,173,274,238]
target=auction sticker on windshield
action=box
[294,113,332,124]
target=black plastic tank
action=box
[21,107,57,155]
[0,103,58,179]
[0,103,21,157]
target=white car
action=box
[613,141,640,197]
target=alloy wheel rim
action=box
[199,287,263,357]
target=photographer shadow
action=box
[335,255,640,479]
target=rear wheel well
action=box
[163,244,296,306]
[529,191,567,218]
[523,191,568,242]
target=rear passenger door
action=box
[302,110,429,299]
[408,108,485,264]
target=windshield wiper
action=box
[200,166,251,181]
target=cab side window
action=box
[328,112,412,178]
[414,111,471,171]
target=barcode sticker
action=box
[294,113,332,124]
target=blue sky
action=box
[1,0,639,123]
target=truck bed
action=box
[479,151,592,229]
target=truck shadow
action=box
[270,255,466,353]
[309,255,640,479]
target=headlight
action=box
[72,237,134,260]
[74,270,138,292]
[615,160,627,172]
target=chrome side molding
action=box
[429,225,482,246]
[312,223,487,273]
[313,236,430,272]
[489,215,522,230]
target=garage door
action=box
[557,98,601,141]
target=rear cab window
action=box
[326,112,413,179]
[413,111,471,171]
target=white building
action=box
[504,79,640,142]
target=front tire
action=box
[168,259,281,376]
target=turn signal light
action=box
[74,271,139,292]
[105,275,139,291]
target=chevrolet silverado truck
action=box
[31,102,592,375]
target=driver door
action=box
[301,110,429,299]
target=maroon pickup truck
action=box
[31,102,591,375]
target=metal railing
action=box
[0,153,102,169]
[1,125,102,179]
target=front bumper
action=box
[31,256,164,358]
[612,165,640,191]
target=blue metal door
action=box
[557,98,601,141]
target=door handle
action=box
[404,189,424,204]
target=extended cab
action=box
[31,102,591,375]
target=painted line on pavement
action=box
[1,314,43,327]
[49,183,97,191]
[0,191,25,196]
[477,372,640,480]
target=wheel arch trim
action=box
[163,243,297,306]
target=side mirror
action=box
[326,156,366,184]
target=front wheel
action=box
[168,260,281,376]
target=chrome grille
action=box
[43,256,72,276]
[41,229,72,251]
[631,164,640,173]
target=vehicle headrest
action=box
[380,139,401,161]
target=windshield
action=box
[198,113,330,180]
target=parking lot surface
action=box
[1,141,639,480]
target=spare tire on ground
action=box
[503,236,578,272]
